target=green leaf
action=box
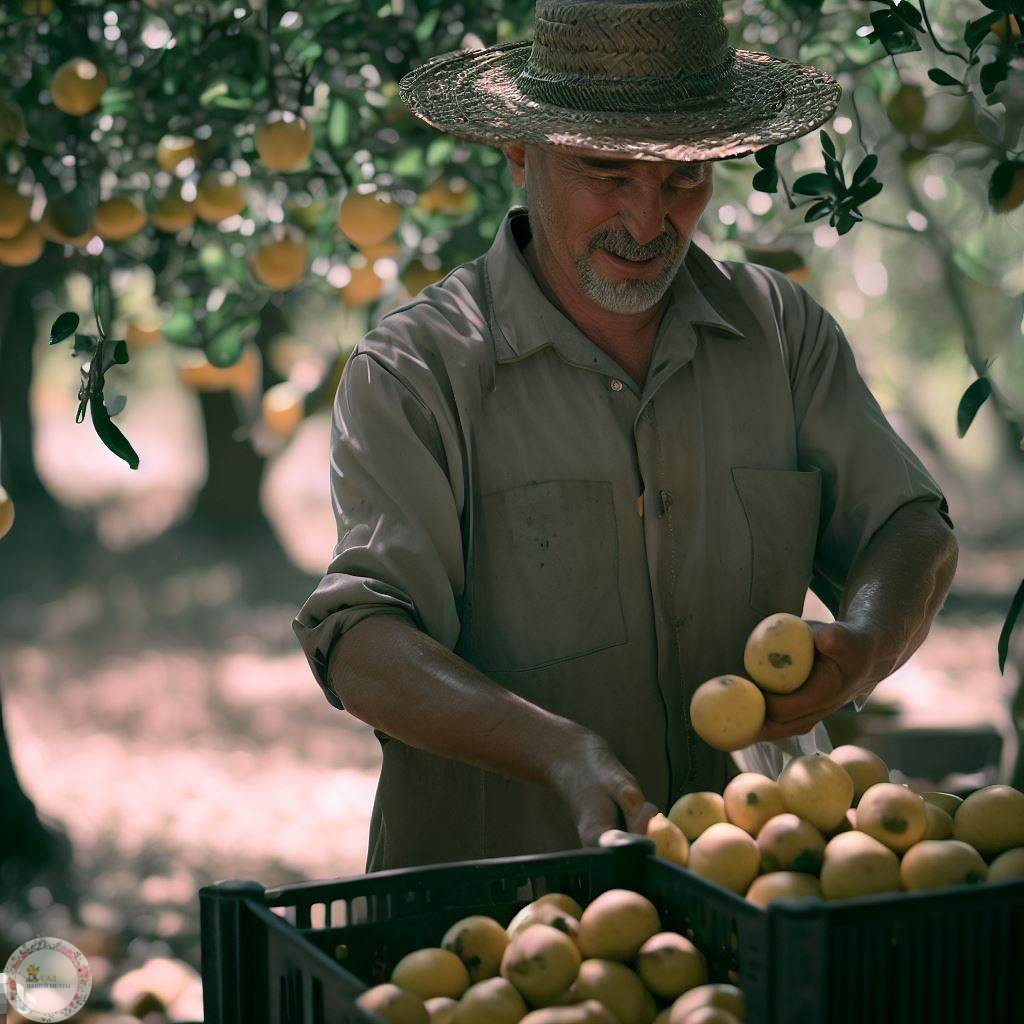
[426,137,454,168]
[414,9,440,42]
[752,167,779,193]
[965,12,1004,49]
[792,172,836,196]
[49,311,80,345]
[99,338,130,374]
[896,1,924,29]
[956,376,992,437]
[89,393,140,470]
[835,212,858,234]
[980,55,1011,95]
[988,160,1019,210]
[997,576,1024,674]
[161,308,196,346]
[819,130,836,159]
[328,99,352,150]
[804,199,833,222]
[851,179,884,203]
[93,275,113,338]
[851,154,879,187]
[927,68,963,88]
[206,317,258,367]
[869,9,923,54]
[391,147,425,178]
[73,334,97,356]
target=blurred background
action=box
[0,1,1022,1020]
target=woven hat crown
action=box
[520,0,737,113]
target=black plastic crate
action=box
[199,840,1024,1024]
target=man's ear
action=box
[503,142,527,189]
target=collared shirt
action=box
[293,205,951,872]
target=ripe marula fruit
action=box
[391,948,471,1000]
[952,785,1024,858]
[988,848,1024,882]
[576,889,660,962]
[453,978,527,1024]
[756,813,826,874]
[506,900,580,943]
[744,871,822,908]
[689,675,765,752]
[922,803,954,841]
[519,1000,619,1024]
[900,840,987,892]
[667,792,727,841]
[742,612,814,693]
[687,822,760,895]
[778,754,854,833]
[645,813,689,866]
[667,984,744,1024]
[569,959,648,1024]
[723,773,784,837]
[357,984,429,1024]
[829,745,889,804]
[425,998,458,1024]
[441,915,508,983]
[820,831,901,900]
[500,924,581,1005]
[855,783,928,854]
[635,932,707,999]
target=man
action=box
[293,0,958,872]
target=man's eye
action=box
[595,173,704,188]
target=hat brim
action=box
[399,40,842,163]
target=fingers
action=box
[762,654,843,726]
[625,800,661,836]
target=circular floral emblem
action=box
[4,936,92,1021]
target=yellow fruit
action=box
[829,746,889,804]
[23,0,55,13]
[723,773,785,837]
[667,984,744,1024]
[94,197,147,241]
[745,871,822,909]
[0,98,25,145]
[357,983,429,1024]
[992,15,1022,40]
[340,262,385,307]
[261,382,305,438]
[635,933,707,1000]
[639,988,657,1024]
[50,58,109,116]
[0,220,44,266]
[454,978,527,1024]
[425,997,459,1024]
[922,803,953,841]
[570,960,647,1024]
[359,238,401,262]
[126,320,164,347]
[667,792,727,842]
[577,889,660,962]
[177,346,258,394]
[151,188,196,233]
[819,831,901,900]
[756,813,826,874]
[533,894,583,920]
[402,259,446,295]
[156,135,200,173]
[742,613,814,694]
[920,792,963,817]
[442,915,508,983]
[500,924,581,1006]
[689,675,766,752]
[900,839,987,892]
[646,813,689,866]
[885,83,926,134]
[519,1001,619,1024]
[995,168,1024,213]
[988,847,1024,882]
[251,231,309,290]
[506,902,580,943]
[195,170,247,223]
[0,486,14,540]
[778,753,854,833]
[255,112,313,171]
[338,190,402,247]
[0,180,31,239]
[417,177,478,216]
[855,783,927,854]
[392,948,471,1001]
[953,785,1024,857]
[688,822,760,895]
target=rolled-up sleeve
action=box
[787,286,953,708]
[292,349,465,710]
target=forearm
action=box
[328,612,586,787]
[839,501,958,685]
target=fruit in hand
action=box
[689,676,765,752]
[742,613,814,694]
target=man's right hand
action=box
[546,727,661,847]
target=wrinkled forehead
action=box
[540,143,709,171]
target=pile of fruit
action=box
[356,889,747,1024]
[638,749,1024,904]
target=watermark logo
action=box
[3,937,91,1021]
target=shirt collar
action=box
[482,205,745,369]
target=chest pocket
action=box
[464,478,627,674]
[731,466,822,617]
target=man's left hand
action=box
[755,621,878,742]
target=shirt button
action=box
[609,378,624,392]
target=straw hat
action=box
[399,0,842,163]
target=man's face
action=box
[504,142,715,315]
